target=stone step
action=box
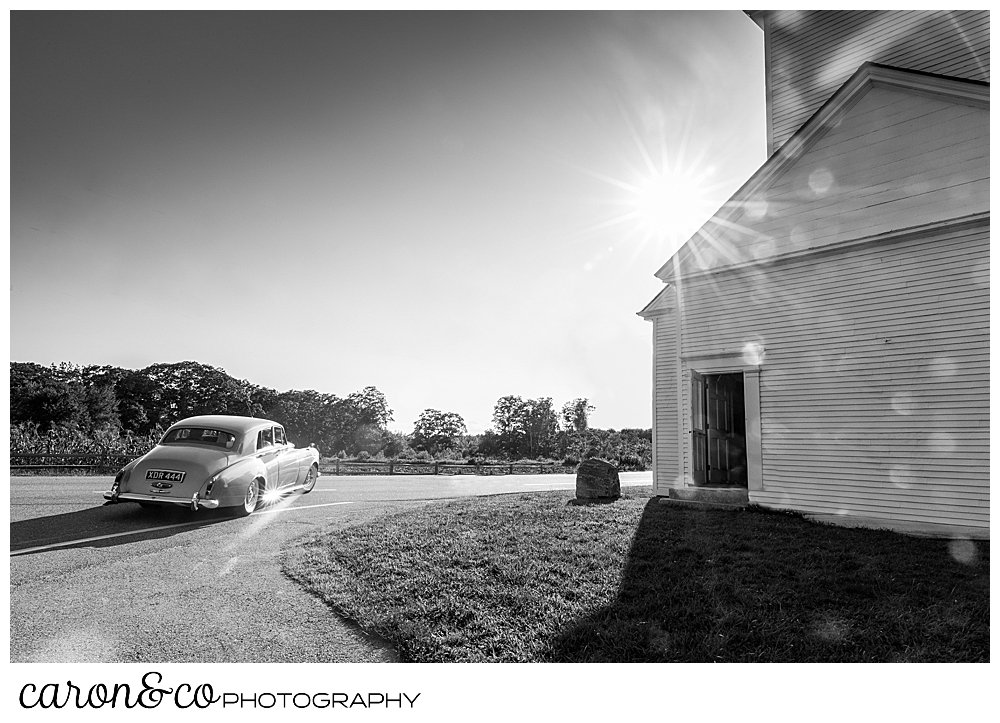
[658,496,747,511]
[668,486,749,505]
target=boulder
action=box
[575,458,621,500]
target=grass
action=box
[282,486,989,662]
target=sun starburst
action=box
[557,106,733,265]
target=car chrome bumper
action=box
[103,491,220,509]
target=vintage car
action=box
[104,415,320,516]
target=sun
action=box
[631,168,712,243]
[563,141,722,260]
[558,106,732,262]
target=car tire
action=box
[301,464,318,494]
[233,479,261,517]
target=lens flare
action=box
[928,356,958,376]
[890,392,918,415]
[889,465,915,489]
[262,489,284,504]
[554,98,741,267]
[927,432,957,454]
[741,341,766,365]
[633,170,708,241]
[948,539,978,565]
[808,167,834,194]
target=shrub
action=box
[379,430,410,458]
[435,447,465,461]
[10,421,160,456]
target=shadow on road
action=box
[10,502,242,555]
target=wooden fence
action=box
[10,453,576,477]
[10,453,139,472]
[321,460,575,476]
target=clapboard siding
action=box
[644,19,988,530]
[769,23,989,90]
[768,10,979,56]
[764,10,989,153]
[652,312,679,492]
[675,87,988,276]
[674,224,989,528]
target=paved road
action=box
[10,471,650,663]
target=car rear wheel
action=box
[301,465,318,494]
[233,479,261,517]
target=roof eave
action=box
[743,11,767,30]
[637,284,676,320]
[653,63,990,282]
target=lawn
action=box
[282,486,989,662]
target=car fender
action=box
[117,457,142,493]
[205,456,269,508]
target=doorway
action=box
[691,371,747,487]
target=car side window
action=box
[257,428,273,450]
[274,427,286,445]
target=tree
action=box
[10,361,120,433]
[110,362,256,433]
[12,378,87,431]
[8,359,399,459]
[266,389,342,449]
[380,430,411,458]
[411,409,467,454]
[326,386,394,455]
[267,385,395,456]
[491,395,559,459]
[346,386,393,428]
[492,395,529,455]
[560,398,595,432]
[555,426,652,469]
[522,397,559,458]
[78,365,128,431]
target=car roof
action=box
[166,415,279,435]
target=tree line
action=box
[472,396,650,470]
[10,361,651,469]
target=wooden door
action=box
[706,375,732,484]
[691,371,707,485]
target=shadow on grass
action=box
[546,499,989,662]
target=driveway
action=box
[10,471,650,663]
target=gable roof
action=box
[637,284,676,319]
[654,63,989,282]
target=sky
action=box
[10,10,766,434]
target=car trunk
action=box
[127,444,234,499]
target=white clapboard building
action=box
[638,11,989,536]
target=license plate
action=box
[146,469,185,483]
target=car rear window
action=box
[161,428,237,450]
